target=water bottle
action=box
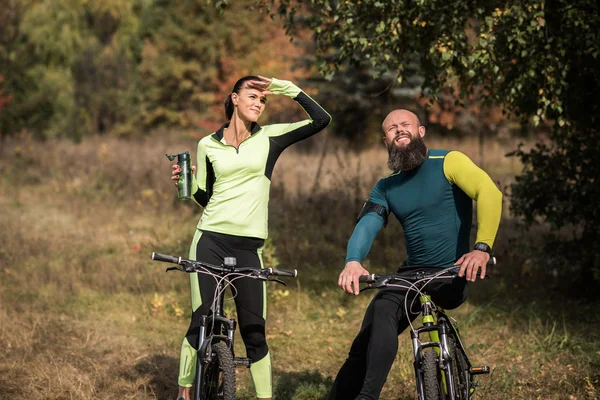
[166,151,192,200]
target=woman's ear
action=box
[231,93,239,106]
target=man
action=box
[328,109,503,400]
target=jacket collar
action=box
[212,121,261,141]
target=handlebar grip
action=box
[271,268,297,278]
[359,274,376,284]
[151,252,181,264]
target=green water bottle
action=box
[166,151,192,200]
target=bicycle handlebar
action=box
[359,266,460,285]
[151,252,298,278]
[359,257,498,285]
[268,268,298,278]
[152,252,182,264]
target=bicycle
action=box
[151,252,297,400]
[359,262,495,400]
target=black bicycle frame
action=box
[150,251,297,400]
[193,276,237,400]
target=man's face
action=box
[382,110,428,171]
[382,110,425,148]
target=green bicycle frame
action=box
[419,294,451,395]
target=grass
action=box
[0,132,599,400]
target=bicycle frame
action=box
[194,276,243,400]
[412,294,481,400]
[412,294,454,399]
[150,251,296,400]
[359,265,493,400]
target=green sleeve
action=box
[443,151,503,247]
[263,78,331,141]
[267,78,302,98]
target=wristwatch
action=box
[474,242,493,256]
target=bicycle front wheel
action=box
[448,335,470,400]
[422,349,441,400]
[202,341,236,400]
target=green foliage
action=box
[0,0,29,136]
[0,0,146,139]
[509,125,600,287]
[0,75,12,127]
[263,0,600,280]
[510,132,599,234]
[134,0,289,131]
[266,0,599,123]
[0,0,314,138]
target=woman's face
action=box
[233,85,267,122]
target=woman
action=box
[171,75,331,400]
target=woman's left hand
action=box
[246,75,273,95]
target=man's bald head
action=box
[382,109,426,149]
[382,109,421,132]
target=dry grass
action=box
[1,133,598,400]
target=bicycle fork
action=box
[194,317,208,400]
[412,295,490,399]
[194,314,236,400]
[412,295,459,399]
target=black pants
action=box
[327,277,468,400]
[184,231,268,363]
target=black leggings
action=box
[185,231,268,363]
[328,277,468,400]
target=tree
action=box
[259,0,600,284]
[0,0,145,140]
[0,0,28,138]
[134,0,313,135]
[0,75,13,138]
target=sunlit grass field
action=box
[1,132,598,399]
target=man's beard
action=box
[387,135,428,171]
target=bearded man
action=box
[327,109,503,400]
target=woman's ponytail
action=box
[224,94,234,121]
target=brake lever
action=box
[268,278,287,286]
[359,278,388,291]
[165,266,181,272]
[376,278,391,288]
[184,265,197,273]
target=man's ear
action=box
[418,125,426,138]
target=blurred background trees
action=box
[264,0,600,289]
[1,0,598,289]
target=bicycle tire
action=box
[448,335,470,400]
[423,349,441,400]
[201,341,236,400]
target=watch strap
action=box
[474,242,493,255]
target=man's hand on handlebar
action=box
[455,250,490,282]
[339,261,369,296]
